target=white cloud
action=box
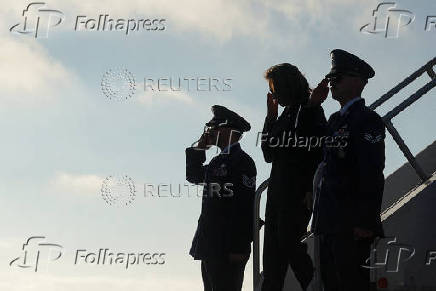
[0,34,74,106]
[1,0,382,101]
[0,238,19,250]
[49,172,103,196]
[4,0,381,47]
[261,0,377,21]
[55,0,269,42]
[39,0,382,49]
[137,90,194,106]
[0,5,76,107]
[10,0,373,43]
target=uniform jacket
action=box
[186,143,257,260]
[312,98,385,236]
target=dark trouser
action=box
[319,232,373,291]
[261,206,313,291]
[201,256,248,291]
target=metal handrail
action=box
[253,178,269,290]
[369,57,436,182]
[369,57,436,110]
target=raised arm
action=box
[185,147,208,185]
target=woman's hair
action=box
[264,63,311,105]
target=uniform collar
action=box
[340,97,363,116]
[221,142,240,154]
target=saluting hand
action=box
[197,132,211,150]
[267,92,278,120]
[308,79,329,107]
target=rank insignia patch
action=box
[363,133,383,143]
[242,175,256,188]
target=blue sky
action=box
[1,0,435,290]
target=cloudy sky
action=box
[1,0,435,290]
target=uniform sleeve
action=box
[185,147,208,184]
[261,116,277,163]
[226,157,257,254]
[352,112,386,230]
[299,105,328,193]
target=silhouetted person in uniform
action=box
[186,105,257,291]
[309,49,386,291]
[260,64,327,291]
